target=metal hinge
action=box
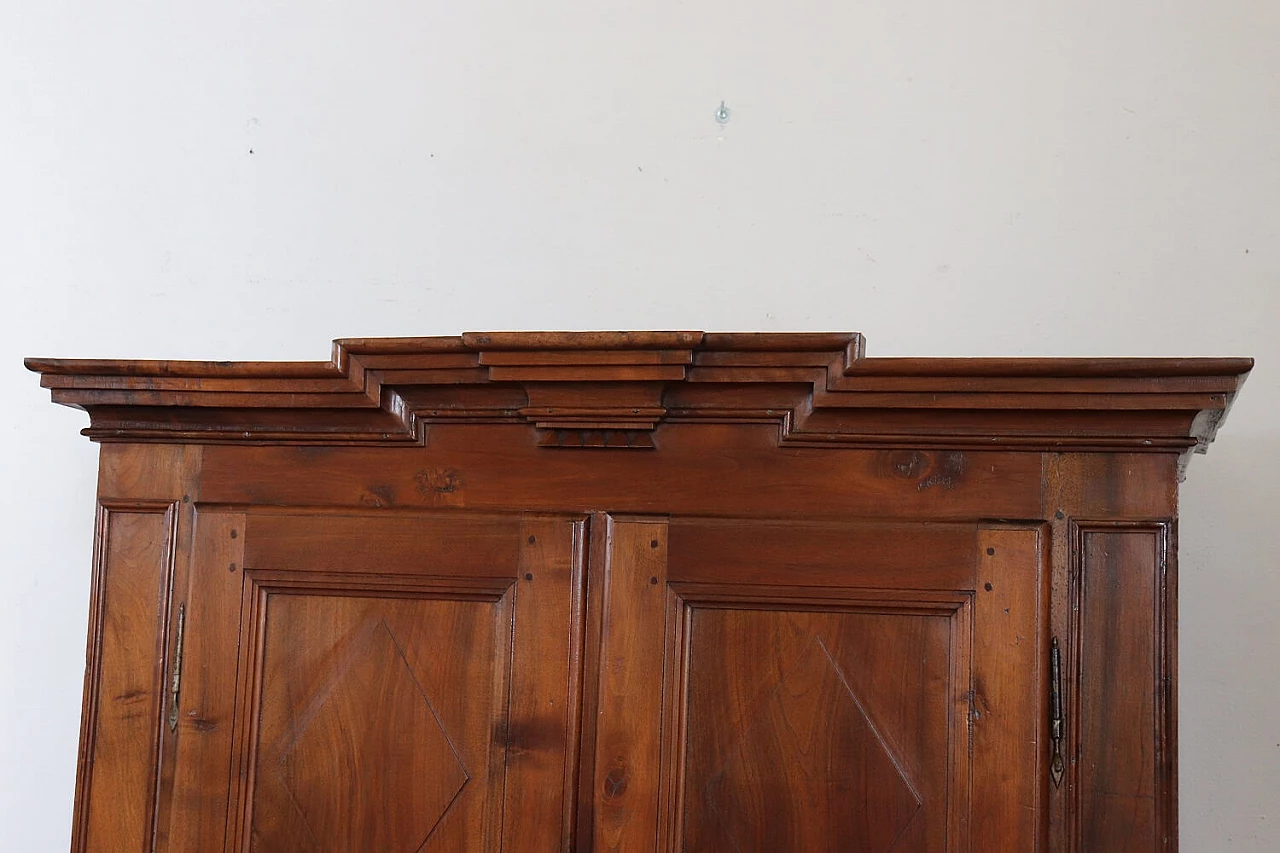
[1050,637,1065,787]
[167,604,186,732]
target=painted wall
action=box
[2,1,1276,849]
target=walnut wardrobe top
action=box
[26,331,1251,470]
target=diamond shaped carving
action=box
[279,620,468,852]
[705,637,922,852]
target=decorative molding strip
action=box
[27,332,1251,463]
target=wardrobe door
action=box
[159,509,585,853]
[588,516,1048,853]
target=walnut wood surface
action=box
[1075,526,1170,851]
[30,333,1251,853]
[75,504,175,851]
[26,332,1250,460]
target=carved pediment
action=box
[26,332,1251,465]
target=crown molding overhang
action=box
[27,332,1252,467]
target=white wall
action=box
[2,1,1276,849]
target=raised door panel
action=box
[589,517,1047,853]
[243,586,507,851]
[680,603,957,852]
[163,510,585,853]
[1071,523,1172,852]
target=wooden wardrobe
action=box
[28,331,1251,853]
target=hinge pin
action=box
[1050,637,1065,787]
[167,604,186,732]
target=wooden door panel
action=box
[165,509,584,853]
[245,590,506,852]
[591,517,1047,853]
[1072,524,1171,852]
[681,604,959,852]
[73,501,180,853]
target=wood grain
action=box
[74,504,176,853]
[662,520,1044,852]
[501,516,587,852]
[678,604,958,852]
[971,525,1049,852]
[29,333,1249,853]
[164,509,245,851]
[243,590,503,851]
[590,518,669,852]
[1045,454,1179,853]
[668,518,977,589]
[1075,526,1169,853]
[202,438,1045,522]
[242,510,524,577]
[27,333,1249,455]
[213,511,585,853]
